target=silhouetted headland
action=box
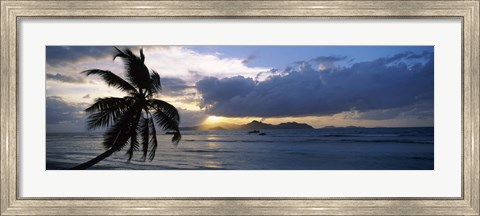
[181,120,314,131]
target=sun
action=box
[205,116,224,124]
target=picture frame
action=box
[1,0,478,215]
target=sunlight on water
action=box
[204,160,222,169]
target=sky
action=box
[46,46,434,132]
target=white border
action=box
[19,19,461,197]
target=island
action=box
[181,120,314,131]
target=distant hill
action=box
[181,120,314,131]
[208,126,226,130]
[243,120,275,130]
[277,122,313,129]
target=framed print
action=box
[1,0,479,215]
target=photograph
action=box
[45,45,434,170]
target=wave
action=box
[317,134,400,137]
[337,139,433,144]
[183,138,432,145]
[182,149,234,153]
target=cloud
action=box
[310,55,347,63]
[292,55,348,72]
[46,73,85,83]
[196,76,256,109]
[196,51,434,120]
[143,46,270,82]
[161,77,194,96]
[46,46,115,67]
[177,108,208,127]
[254,69,280,82]
[46,96,87,124]
[343,102,434,121]
[242,54,257,64]
[46,46,270,92]
[310,55,347,70]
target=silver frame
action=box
[1,1,479,215]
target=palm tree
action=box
[71,47,181,170]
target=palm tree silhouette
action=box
[71,47,181,170]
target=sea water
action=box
[46,127,434,170]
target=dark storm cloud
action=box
[385,52,414,63]
[196,52,434,119]
[310,55,347,63]
[196,76,256,108]
[383,51,433,64]
[46,73,85,83]
[255,68,280,82]
[46,96,86,124]
[406,50,434,60]
[293,55,347,69]
[352,102,434,121]
[161,77,194,96]
[46,46,116,67]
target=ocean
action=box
[46,127,434,170]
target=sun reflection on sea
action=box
[206,135,220,148]
[200,146,223,168]
[203,160,222,169]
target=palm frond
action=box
[148,117,158,161]
[81,69,137,94]
[140,48,145,63]
[85,97,134,113]
[102,103,141,150]
[126,112,141,161]
[84,97,134,130]
[113,47,151,89]
[171,132,181,146]
[148,99,180,122]
[113,46,127,61]
[152,111,181,146]
[149,99,181,145]
[139,116,150,160]
[146,70,162,96]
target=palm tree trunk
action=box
[70,148,117,170]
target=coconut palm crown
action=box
[71,47,181,170]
